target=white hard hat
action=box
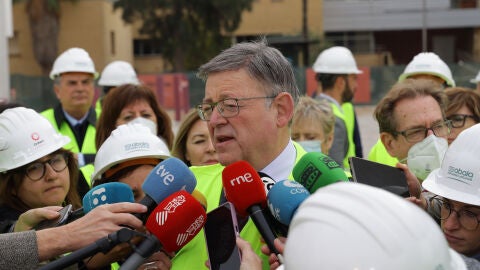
[470,71,480,84]
[0,107,70,172]
[98,61,139,87]
[398,52,455,87]
[92,123,170,181]
[312,46,362,74]
[423,123,480,206]
[50,47,99,79]
[284,182,466,270]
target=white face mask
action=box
[129,117,157,135]
[297,140,322,153]
[406,135,448,181]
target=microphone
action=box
[222,161,283,262]
[83,182,135,213]
[120,190,207,269]
[267,180,310,225]
[292,152,349,193]
[256,172,289,236]
[258,171,276,193]
[135,157,197,222]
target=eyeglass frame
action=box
[446,114,480,128]
[196,95,277,121]
[23,153,69,181]
[430,196,480,231]
[391,120,452,143]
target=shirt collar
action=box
[317,93,343,111]
[259,139,296,181]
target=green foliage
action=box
[113,0,254,71]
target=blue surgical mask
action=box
[297,140,322,153]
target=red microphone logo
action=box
[154,194,186,225]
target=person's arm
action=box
[261,237,286,270]
[0,230,39,269]
[36,202,147,261]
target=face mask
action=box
[406,135,448,181]
[297,140,322,153]
[129,117,157,135]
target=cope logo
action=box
[300,162,321,190]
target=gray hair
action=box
[197,39,300,105]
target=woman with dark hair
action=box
[0,107,81,225]
[95,84,174,150]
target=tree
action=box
[114,0,254,71]
[13,0,66,75]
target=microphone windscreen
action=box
[145,190,206,253]
[293,152,348,193]
[191,189,207,210]
[83,182,134,213]
[267,180,310,225]
[222,160,267,217]
[258,172,276,194]
[142,157,197,203]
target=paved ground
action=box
[171,104,380,157]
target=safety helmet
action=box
[98,61,139,87]
[284,182,466,270]
[92,123,170,181]
[312,46,362,74]
[50,47,99,79]
[470,71,480,84]
[423,123,480,206]
[398,52,455,87]
[0,107,70,172]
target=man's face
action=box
[383,95,444,160]
[203,69,283,169]
[54,72,95,113]
[341,74,358,103]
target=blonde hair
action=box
[293,96,335,137]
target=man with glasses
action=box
[420,123,480,263]
[171,40,305,270]
[374,78,449,172]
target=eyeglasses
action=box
[430,196,480,231]
[197,96,276,121]
[393,120,451,143]
[24,153,69,181]
[446,114,479,128]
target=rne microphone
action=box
[135,157,197,222]
[292,152,348,193]
[267,180,310,226]
[222,160,283,262]
[120,190,207,269]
